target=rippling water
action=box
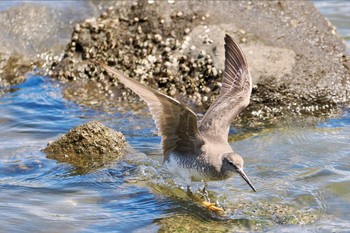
[1,2,350,232]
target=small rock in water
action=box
[43,121,126,174]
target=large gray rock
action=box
[49,1,349,127]
[0,1,101,92]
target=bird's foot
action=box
[186,186,225,212]
[202,201,224,212]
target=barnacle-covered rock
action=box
[43,121,126,174]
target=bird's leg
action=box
[201,199,224,212]
[201,182,210,202]
[186,183,224,212]
[201,183,223,212]
[186,186,202,202]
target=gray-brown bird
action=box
[99,34,256,211]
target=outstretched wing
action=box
[199,34,252,143]
[99,63,204,160]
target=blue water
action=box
[1,75,350,232]
[0,76,161,232]
[0,1,350,232]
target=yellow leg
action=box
[186,186,224,212]
[202,201,224,212]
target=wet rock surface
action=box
[43,121,126,174]
[155,201,318,232]
[0,53,34,87]
[49,0,350,128]
[149,181,318,231]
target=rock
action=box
[0,2,100,59]
[0,1,102,94]
[149,181,318,231]
[43,121,127,174]
[49,0,350,128]
[0,52,34,87]
[155,202,318,232]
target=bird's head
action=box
[223,152,256,192]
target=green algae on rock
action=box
[155,202,318,233]
[136,176,319,231]
[43,121,126,174]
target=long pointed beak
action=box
[237,168,256,192]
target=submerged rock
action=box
[43,121,126,174]
[155,202,318,232]
[49,0,350,128]
[148,180,318,231]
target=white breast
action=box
[165,154,206,184]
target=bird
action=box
[98,34,256,212]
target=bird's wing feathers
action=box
[99,63,204,159]
[199,34,252,143]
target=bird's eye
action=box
[228,161,236,168]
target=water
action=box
[1,2,350,232]
[314,0,350,51]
